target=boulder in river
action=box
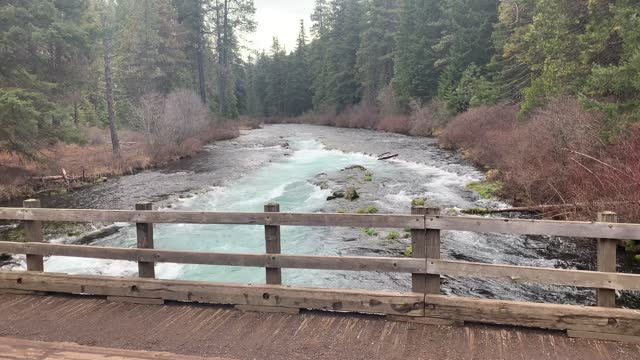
[327,190,345,201]
[345,187,359,201]
[342,165,367,172]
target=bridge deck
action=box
[0,294,638,360]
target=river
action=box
[2,124,613,306]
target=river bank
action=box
[0,125,241,205]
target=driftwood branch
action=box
[462,202,634,215]
[378,154,399,161]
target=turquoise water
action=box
[43,139,406,287]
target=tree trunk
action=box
[196,2,207,104]
[73,102,79,126]
[218,0,230,113]
[101,9,121,157]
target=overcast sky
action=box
[247,0,315,53]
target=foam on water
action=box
[43,138,381,282]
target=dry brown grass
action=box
[0,123,239,202]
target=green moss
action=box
[362,228,378,236]
[357,206,379,214]
[461,208,492,215]
[466,181,503,199]
[363,171,373,182]
[345,187,359,201]
[386,231,400,240]
[404,245,413,257]
[318,181,329,190]
[337,208,347,214]
[625,240,636,252]
[411,198,427,207]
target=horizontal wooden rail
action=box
[427,259,640,291]
[2,207,639,239]
[2,241,640,291]
[0,208,425,229]
[0,242,425,273]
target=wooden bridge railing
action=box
[0,200,639,343]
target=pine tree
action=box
[393,0,443,105]
[285,20,313,116]
[356,0,399,104]
[118,0,188,100]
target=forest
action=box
[1,0,640,227]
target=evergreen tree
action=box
[356,0,399,104]
[285,20,313,116]
[393,0,443,105]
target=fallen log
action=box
[461,202,634,215]
[378,154,399,161]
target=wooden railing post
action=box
[596,211,617,307]
[411,204,441,294]
[24,199,44,272]
[264,203,281,285]
[136,203,155,278]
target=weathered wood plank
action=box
[107,296,164,305]
[136,203,155,279]
[0,242,425,273]
[235,304,299,314]
[264,203,281,285]
[567,330,640,344]
[0,271,425,317]
[425,215,640,240]
[427,259,640,291]
[423,294,640,336]
[3,207,640,239]
[386,315,463,327]
[411,206,427,293]
[0,208,425,229]
[425,207,441,295]
[597,212,617,307]
[23,200,44,272]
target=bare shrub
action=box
[408,99,450,136]
[136,89,230,162]
[440,98,640,221]
[439,104,518,153]
[334,103,377,129]
[375,115,410,134]
[85,127,109,145]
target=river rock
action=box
[75,225,122,245]
[341,165,367,172]
[327,190,345,201]
[344,187,359,201]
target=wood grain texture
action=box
[3,207,640,238]
[423,294,640,336]
[424,208,441,295]
[0,208,425,229]
[411,206,427,293]
[135,203,155,279]
[23,200,43,272]
[0,241,426,273]
[264,203,281,285]
[235,304,300,314]
[567,330,640,344]
[0,271,425,317]
[597,212,618,307]
[426,259,640,290]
